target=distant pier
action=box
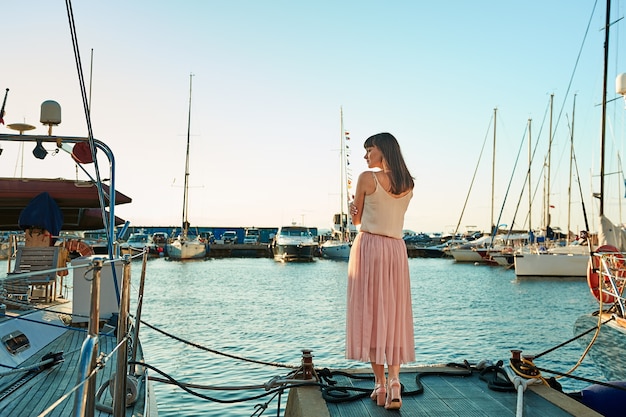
[208,243,271,258]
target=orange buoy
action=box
[587,245,623,304]
[63,239,95,258]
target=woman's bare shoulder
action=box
[358,171,377,194]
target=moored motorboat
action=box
[271,225,318,262]
[447,235,493,263]
[121,230,154,257]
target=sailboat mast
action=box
[491,107,496,236]
[600,0,611,216]
[182,73,194,238]
[545,94,554,233]
[340,107,352,242]
[340,107,346,240]
[527,118,532,232]
[567,95,576,244]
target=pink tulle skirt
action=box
[345,232,415,365]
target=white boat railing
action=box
[594,251,626,316]
[73,257,103,416]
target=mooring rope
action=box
[140,319,300,369]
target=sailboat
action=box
[0,2,158,412]
[513,95,591,277]
[166,74,207,260]
[574,0,626,387]
[448,108,498,264]
[320,108,356,260]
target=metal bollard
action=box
[301,349,314,380]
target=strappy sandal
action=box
[385,378,402,410]
[370,383,386,406]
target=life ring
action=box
[587,245,624,304]
[63,239,95,258]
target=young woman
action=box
[345,132,415,410]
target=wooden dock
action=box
[201,243,432,259]
[285,365,602,417]
[207,243,272,258]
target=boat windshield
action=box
[281,228,310,237]
[128,234,149,243]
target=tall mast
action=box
[340,107,345,239]
[600,0,611,216]
[546,93,554,233]
[182,73,194,238]
[491,107,496,236]
[567,95,576,244]
[527,118,532,232]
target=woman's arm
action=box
[350,171,374,225]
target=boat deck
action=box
[0,312,152,416]
[286,365,602,417]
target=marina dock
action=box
[207,243,271,258]
[285,365,602,417]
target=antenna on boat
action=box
[31,100,62,159]
[40,100,61,136]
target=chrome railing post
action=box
[73,258,102,417]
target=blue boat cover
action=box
[18,192,63,236]
[581,381,626,417]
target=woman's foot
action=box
[385,378,402,410]
[370,383,386,406]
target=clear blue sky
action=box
[2,1,626,235]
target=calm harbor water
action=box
[0,256,608,416]
[135,257,605,417]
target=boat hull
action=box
[320,241,350,260]
[449,248,486,263]
[490,253,514,266]
[272,243,317,262]
[166,239,207,260]
[574,313,626,381]
[514,253,589,277]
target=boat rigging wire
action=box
[452,113,493,237]
[64,0,106,228]
[489,117,528,247]
[566,106,591,234]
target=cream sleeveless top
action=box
[359,172,413,239]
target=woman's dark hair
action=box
[364,132,414,194]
